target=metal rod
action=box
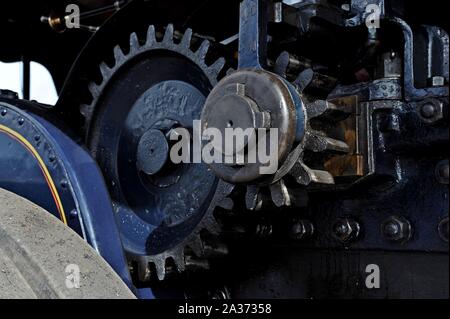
[22,57,30,100]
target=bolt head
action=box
[290,220,314,240]
[417,99,444,123]
[382,216,412,243]
[332,218,360,243]
[420,103,436,119]
[341,3,350,11]
[69,209,79,219]
[335,223,349,236]
[255,223,273,239]
[384,222,400,237]
[429,76,445,87]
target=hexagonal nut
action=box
[417,99,444,124]
[382,216,412,243]
[332,218,360,243]
[290,220,314,241]
[428,76,446,87]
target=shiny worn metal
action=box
[202,69,301,184]
[332,218,361,243]
[382,216,413,243]
[417,99,444,123]
[290,220,314,241]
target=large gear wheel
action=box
[81,24,234,282]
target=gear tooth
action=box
[219,181,235,198]
[163,24,174,43]
[185,255,210,272]
[294,68,314,92]
[146,25,157,45]
[291,162,335,186]
[306,100,331,119]
[188,236,205,257]
[270,180,292,207]
[88,82,100,97]
[309,169,334,185]
[306,132,349,154]
[203,240,229,258]
[209,57,226,78]
[113,45,125,63]
[136,259,151,282]
[245,185,263,211]
[274,51,289,78]
[196,40,210,60]
[226,68,236,76]
[306,100,351,120]
[153,259,167,281]
[208,220,221,236]
[174,257,186,272]
[217,197,234,210]
[99,62,110,79]
[181,28,193,48]
[172,248,186,273]
[79,104,92,117]
[129,32,140,50]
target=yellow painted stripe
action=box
[0,124,68,225]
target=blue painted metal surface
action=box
[238,0,268,69]
[0,132,60,219]
[0,98,151,297]
[238,0,306,143]
[284,79,306,142]
[390,18,449,101]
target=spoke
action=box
[238,0,269,69]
